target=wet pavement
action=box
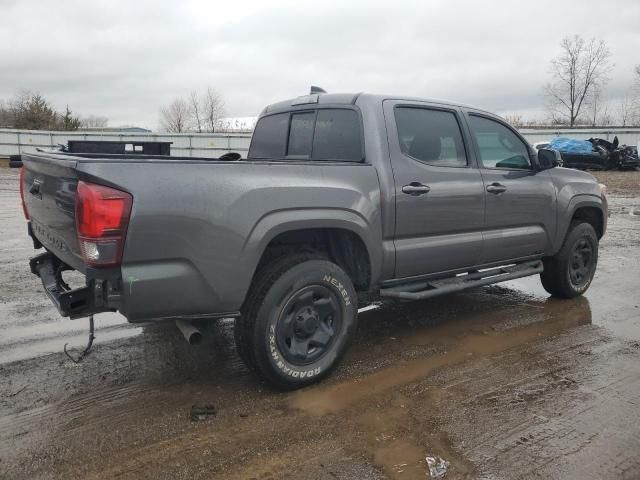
[1,168,640,479]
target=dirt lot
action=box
[1,168,639,480]
[592,170,640,196]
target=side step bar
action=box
[380,260,544,301]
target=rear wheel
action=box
[540,221,598,298]
[235,254,357,389]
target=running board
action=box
[380,260,544,301]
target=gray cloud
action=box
[1,0,638,128]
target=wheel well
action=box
[572,206,604,238]
[256,228,371,291]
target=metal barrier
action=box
[0,129,251,158]
[519,127,640,146]
[1,127,639,159]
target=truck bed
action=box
[21,150,383,321]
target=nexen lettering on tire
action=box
[323,275,351,306]
[269,326,321,378]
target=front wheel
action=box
[236,254,358,389]
[540,221,599,298]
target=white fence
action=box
[0,129,251,158]
[1,127,639,159]
[519,127,640,147]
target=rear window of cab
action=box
[248,108,363,161]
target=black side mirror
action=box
[537,148,562,170]
[612,136,619,149]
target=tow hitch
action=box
[29,251,115,363]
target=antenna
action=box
[310,86,327,95]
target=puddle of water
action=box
[291,296,592,415]
[373,440,425,479]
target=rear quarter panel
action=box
[76,160,383,321]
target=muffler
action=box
[176,319,202,345]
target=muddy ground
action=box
[1,168,639,480]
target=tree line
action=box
[0,91,108,131]
[3,35,639,133]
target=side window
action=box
[394,107,467,167]
[468,115,531,169]
[287,112,315,157]
[312,109,362,161]
[248,113,288,159]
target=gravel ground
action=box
[1,166,639,479]
[592,170,640,196]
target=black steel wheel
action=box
[541,221,599,298]
[236,254,357,389]
[568,237,595,289]
[276,285,342,366]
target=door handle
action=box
[402,183,431,196]
[486,183,507,194]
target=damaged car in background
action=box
[535,136,640,170]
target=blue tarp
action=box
[548,137,594,155]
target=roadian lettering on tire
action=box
[237,255,358,389]
[269,325,322,378]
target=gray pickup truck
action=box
[19,91,607,388]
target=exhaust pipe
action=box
[176,319,202,345]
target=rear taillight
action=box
[75,181,132,267]
[19,167,29,219]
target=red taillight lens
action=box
[75,181,132,267]
[19,167,29,219]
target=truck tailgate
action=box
[21,153,85,272]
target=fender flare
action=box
[554,194,605,253]
[239,207,382,296]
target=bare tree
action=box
[589,87,608,127]
[0,100,11,127]
[544,35,611,126]
[504,114,524,128]
[202,87,225,133]
[80,115,109,128]
[159,88,226,133]
[630,65,640,126]
[188,91,203,133]
[159,98,190,133]
[618,95,634,126]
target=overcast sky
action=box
[1,0,638,129]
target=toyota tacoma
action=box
[18,91,607,388]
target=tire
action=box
[235,254,358,389]
[540,221,598,298]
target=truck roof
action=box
[261,92,494,116]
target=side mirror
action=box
[537,148,562,170]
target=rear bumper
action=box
[30,252,120,319]
[29,251,241,322]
